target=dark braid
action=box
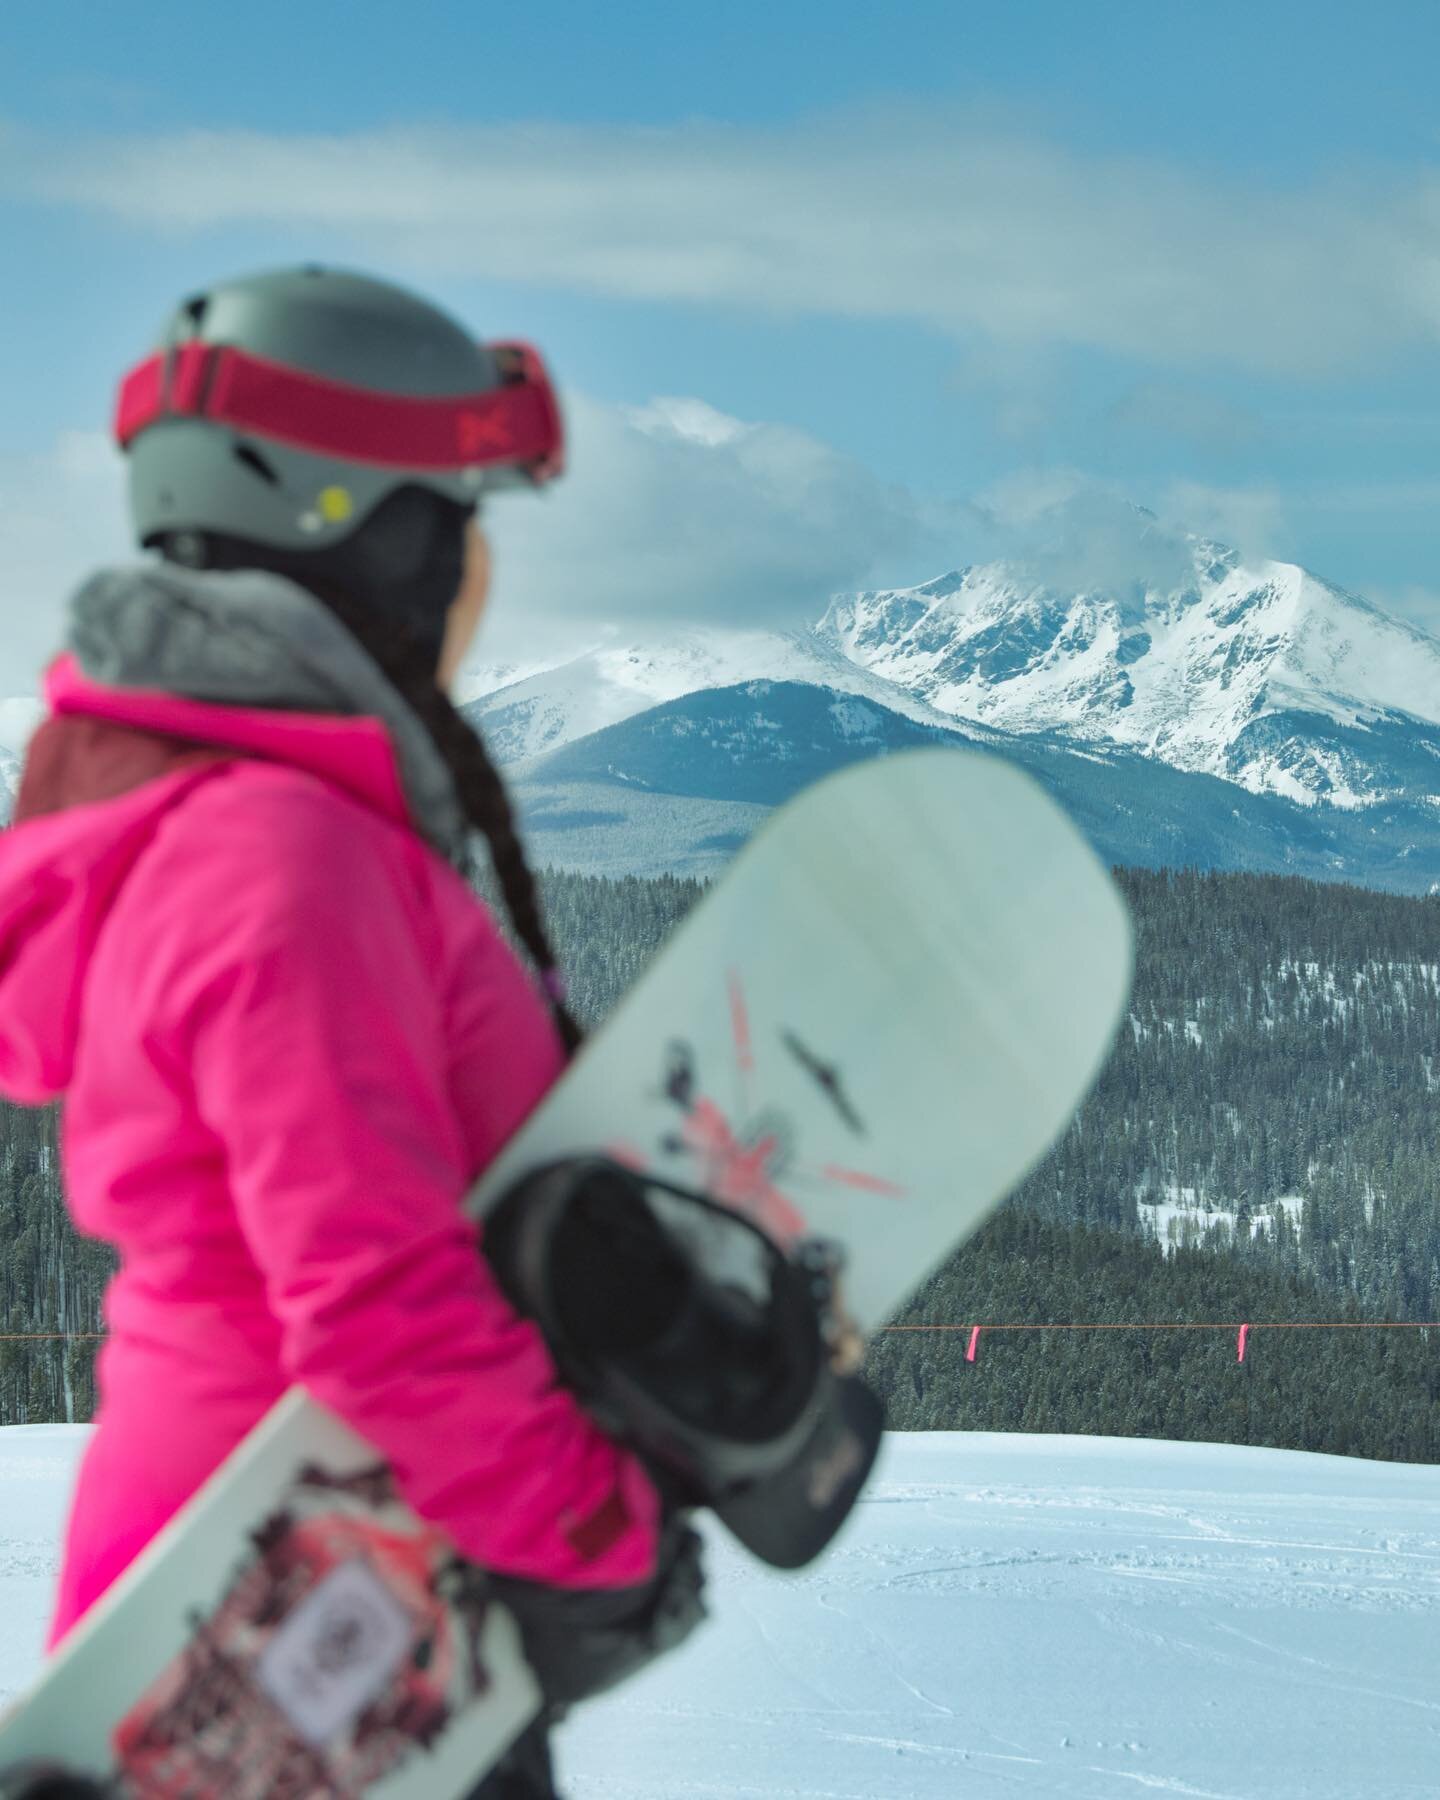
[163,493,583,1055]
[299,585,585,1057]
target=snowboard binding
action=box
[483,1156,884,1569]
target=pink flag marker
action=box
[966,1325,981,1364]
[1237,1323,1250,1363]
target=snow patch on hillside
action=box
[1139,1186,1307,1255]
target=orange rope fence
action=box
[2,1322,1436,1344]
[880,1322,1440,1332]
[879,1319,1440,1363]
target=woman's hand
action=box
[485,1510,707,1712]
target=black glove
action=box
[486,1510,707,1711]
[0,1767,113,1800]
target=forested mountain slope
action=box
[3,865,1437,1456]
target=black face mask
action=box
[160,484,473,670]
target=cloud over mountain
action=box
[504,525,1440,809]
[479,392,955,663]
[0,396,957,690]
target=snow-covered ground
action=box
[2,1429,1437,1797]
[0,1426,84,1708]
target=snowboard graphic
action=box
[110,1457,507,1797]
[0,748,1132,1795]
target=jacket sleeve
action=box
[162,775,660,1590]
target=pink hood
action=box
[1,626,659,1646]
[0,653,412,1102]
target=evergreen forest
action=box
[2,863,1438,1462]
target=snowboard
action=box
[0,747,1131,1797]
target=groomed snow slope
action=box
[2,1430,1437,1798]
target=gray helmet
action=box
[115,265,565,555]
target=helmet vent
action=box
[181,293,210,333]
[233,442,280,486]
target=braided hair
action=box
[158,489,583,1055]
[310,585,584,1056]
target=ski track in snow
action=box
[1,1430,1437,1798]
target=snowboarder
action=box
[0,267,709,1796]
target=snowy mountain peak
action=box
[463,529,1440,828]
[813,542,1440,809]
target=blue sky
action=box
[5,0,1440,686]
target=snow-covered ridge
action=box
[468,536,1440,818]
[0,699,41,827]
[815,546,1440,809]
[466,625,981,765]
[0,698,42,762]
[6,535,1439,829]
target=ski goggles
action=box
[114,338,565,484]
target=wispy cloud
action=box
[470,391,962,662]
[1,393,1426,701]
[9,111,1440,376]
[969,470,1205,606]
[0,393,960,692]
[0,431,130,693]
[1108,383,1264,452]
[1157,479,1288,565]
[1369,584,1440,636]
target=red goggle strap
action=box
[114,338,565,482]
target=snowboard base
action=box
[0,749,1132,1795]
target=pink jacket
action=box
[0,655,658,1647]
